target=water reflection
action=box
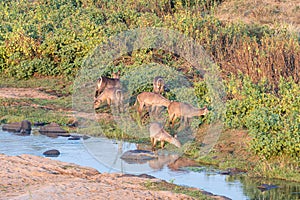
[234,175,300,200]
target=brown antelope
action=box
[94,71,121,99]
[168,101,209,128]
[94,87,123,112]
[149,122,181,150]
[134,92,171,118]
[153,76,165,94]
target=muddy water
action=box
[1,129,299,200]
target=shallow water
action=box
[0,129,299,200]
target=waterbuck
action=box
[149,122,181,150]
[94,87,123,112]
[153,76,165,94]
[134,92,171,118]
[153,76,170,94]
[167,101,209,128]
[94,71,121,99]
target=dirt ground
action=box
[0,154,228,200]
[0,88,57,99]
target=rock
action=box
[257,184,278,191]
[67,134,91,140]
[121,174,156,179]
[43,149,60,157]
[67,121,79,127]
[2,122,21,132]
[68,136,81,140]
[219,168,247,175]
[2,120,31,135]
[39,122,70,137]
[20,120,31,134]
[121,149,158,164]
[82,135,91,140]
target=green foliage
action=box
[224,75,300,161]
[0,0,298,85]
[143,178,211,200]
[0,102,69,125]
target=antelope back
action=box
[149,122,164,137]
[94,88,122,109]
[167,101,182,115]
[168,101,207,117]
[139,92,170,107]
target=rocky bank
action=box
[0,154,227,200]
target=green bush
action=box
[0,0,298,84]
[224,75,300,160]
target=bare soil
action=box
[0,87,57,99]
[0,154,227,200]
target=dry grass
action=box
[215,0,300,33]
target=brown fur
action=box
[134,92,171,118]
[94,73,121,99]
[94,88,123,112]
[168,101,209,128]
[149,122,181,150]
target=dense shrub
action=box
[225,76,300,160]
[0,0,298,85]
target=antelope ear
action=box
[97,77,102,88]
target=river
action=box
[0,128,299,200]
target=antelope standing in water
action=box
[167,101,209,128]
[94,87,124,112]
[149,122,181,150]
[94,71,121,99]
[134,92,171,118]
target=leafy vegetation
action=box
[0,0,298,84]
[0,0,299,181]
[224,76,300,161]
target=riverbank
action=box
[0,154,228,200]
[0,77,299,183]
